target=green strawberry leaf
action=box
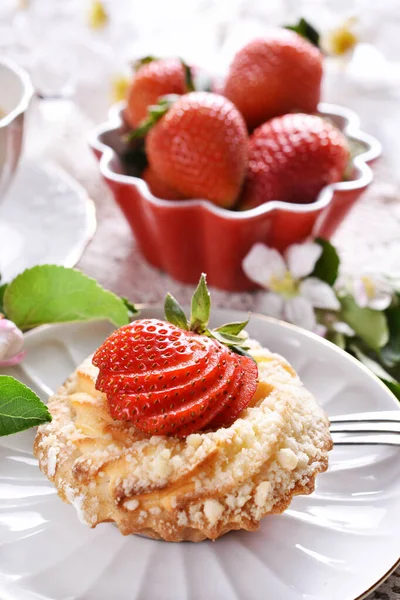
[381,306,400,367]
[340,296,389,351]
[285,17,321,48]
[3,265,130,331]
[190,273,211,333]
[0,283,7,314]
[0,375,51,436]
[208,330,249,348]
[214,317,249,336]
[311,238,340,286]
[164,293,189,330]
[133,55,158,71]
[126,94,180,141]
[180,58,195,92]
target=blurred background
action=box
[1,0,400,299]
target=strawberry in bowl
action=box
[89,27,381,291]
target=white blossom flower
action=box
[243,243,340,331]
[0,319,25,367]
[352,274,393,311]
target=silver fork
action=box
[329,411,400,446]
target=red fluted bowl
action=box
[89,102,381,291]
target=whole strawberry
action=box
[142,166,186,200]
[240,113,349,210]
[126,58,190,128]
[223,30,323,129]
[145,92,248,208]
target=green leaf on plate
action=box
[381,306,400,368]
[340,295,389,351]
[190,273,211,333]
[0,375,51,436]
[214,317,249,336]
[164,293,189,330]
[285,17,321,48]
[121,296,138,316]
[0,283,7,314]
[3,265,130,331]
[311,238,340,286]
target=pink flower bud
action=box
[0,319,25,367]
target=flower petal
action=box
[243,244,287,288]
[284,296,316,331]
[0,350,26,367]
[257,292,285,319]
[300,278,341,310]
[352,277,369,308]
[333,321,355,336]
[368,293,393,311]
[286,243,322,279]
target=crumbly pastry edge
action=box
[34,340,333,542]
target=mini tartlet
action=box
[34,279,332,542]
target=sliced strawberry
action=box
[207,355,258,430]
[93,318,258,436]
[135,351,238,435]
[106,341,227,419]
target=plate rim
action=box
[11,307,400,600]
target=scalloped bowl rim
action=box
[89,101,382,220]
[0,58,34,129]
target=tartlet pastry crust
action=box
[34,339,332,542]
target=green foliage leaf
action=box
[381,306,400,367]
[311,238,340,286]
[214,318,249,336]
[190,274,211,333]
[350,344,396,382]
[327,330,346,349]
[0,375,51,436]
[164,293,188,330]
[4,265,130,331]
[285,17,321,48]
[121,296,138,317]
[381,379,400,401]
[350,345,400,401]
[340,296,389,351]
[0,283,7,314]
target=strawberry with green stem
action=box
[93,275,258,436]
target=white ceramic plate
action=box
[1,308,399,600]
[0,159,96,282]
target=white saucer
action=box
[0,309,400,600]
[0,160,96,282]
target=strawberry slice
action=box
[208,355,258,430]
[106,341,226,419]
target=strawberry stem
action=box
[180,58,195,92]
[285,17,321,49]
[125,94,180,141]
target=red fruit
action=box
[240,113,349,210]
[92,318,258,436]
[223,30,323,129]
[142,166,186,200]
[126,58,188,128]
[145,92,248,208]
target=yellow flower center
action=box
[269,271,299,299]
[112,75,130,103]
[327,19,358,56]
[89,1,108,30]
[361,276,376,299]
